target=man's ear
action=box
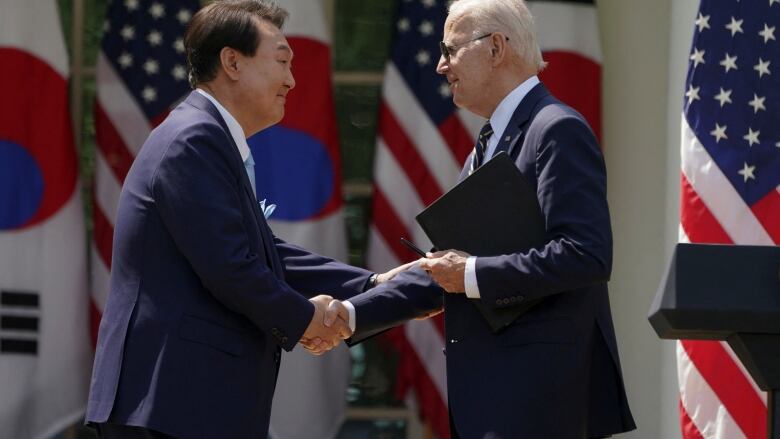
[219,47,240,81]
[490,32,507,66]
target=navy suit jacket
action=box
[85,91,372,438]
[350,84,636,438]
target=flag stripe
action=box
[371,188,422,263]
[373,141,433,248]
[95,103,134,186]
[95,53,151,155]
[383,65,461,188]
[680,117,773,245]
[678,343,747,439]
[680,174,732,244]
[751,188,780,244]
[679,401,706,439]
[680,340,766,439]
[92,201,114,271]
[378,105,444,206]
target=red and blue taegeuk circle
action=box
[0,48,78,231]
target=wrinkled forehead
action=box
[444,13,477,40]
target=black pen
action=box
[400,237,427,257]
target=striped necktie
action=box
[470,121,494,174]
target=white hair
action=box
[448,0,546,71]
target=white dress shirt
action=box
[464,75,540,298]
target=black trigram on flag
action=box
[0,290,40,355]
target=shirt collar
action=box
[195,88,251,162]
[489,75,540,142]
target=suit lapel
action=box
[492,83,550,160]
[184,92,283,275]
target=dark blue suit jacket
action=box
[85,91,372,438]
[350,84,636,438]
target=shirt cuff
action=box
[464,256,480,298]
[343,300,356,333]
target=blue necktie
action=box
[470,121,494,174]
[244,151,257,198]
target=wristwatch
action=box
[368,273,379,289]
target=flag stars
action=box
[147,30,163,46]
[142,86,157,103]
[397,18,411,33]
[725,17,744,36]
[685,85,701,104]
[759,24,776,43]
[422,0,437,8]
[695,13,711,32]
[120,25,135,41]
[143,59,159,75]
[176,9,192,25]
[416,50,431,65]
[690,48,706,68]
[754,58,771,77]
[743,128,760,147]
[125,0,139,11]
[748,94,766,113]
[710,124,728,143]
[720,53,738,72]
[149,3,165,19]
[173,38,184,54]
[738,163,756,182]
[438,82,452,98]
[714,88,733,107]
[117,52,133,69]
[419,20,434,37]
[171,65,187,81]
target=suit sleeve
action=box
[273,236,373,300]
[152,123,312,351]
[346,267,444,344]
[475,114,612,306]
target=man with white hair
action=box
[349,0,636,437]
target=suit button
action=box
[450,338,458,344]
[281,336,288,344]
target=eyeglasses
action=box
[439,33,509,60]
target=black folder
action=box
[415,152,546,332]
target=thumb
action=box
[324,300,343,327]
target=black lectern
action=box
[649,243,780,439]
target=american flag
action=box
[92,0,199,339]
[678,1,780,439]
[367,1,602,437]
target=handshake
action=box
[299,295,352,355]
[297,259,424,355]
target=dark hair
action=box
[184,0,288,88]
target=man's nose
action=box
[436,56,448,74]
[286,70,296,90]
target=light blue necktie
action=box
[244,151,257,198]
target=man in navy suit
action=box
[347,0,637,437]
[85,1,412,437]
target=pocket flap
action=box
[178,315,245,356]
[497,317,575,347]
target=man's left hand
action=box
[419,250,470,293]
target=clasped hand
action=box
[299,295,351,355]
[419,249,471,293]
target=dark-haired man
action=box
[84,1,415,437]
